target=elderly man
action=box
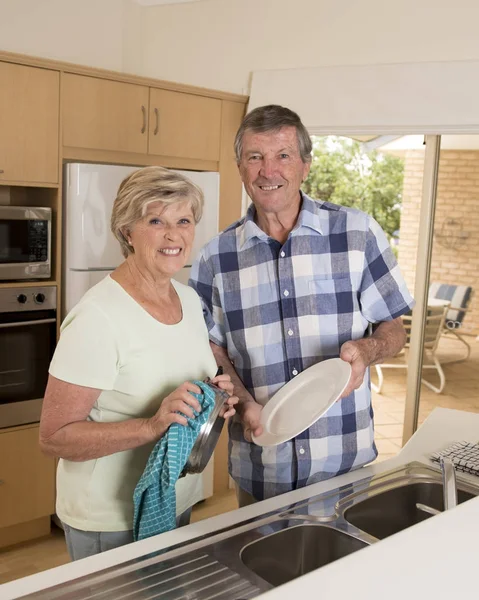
[190,104,414,505]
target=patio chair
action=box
[428,282,473,362]
[372,304,449,395]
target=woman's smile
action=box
[158,247,182,256]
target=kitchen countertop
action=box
[2,407,479,600]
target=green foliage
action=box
[302,137,404,241]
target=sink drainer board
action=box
[16,462,479,600]
[17,552,263,600]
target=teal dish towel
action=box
[133,381,216,541]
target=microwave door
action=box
[0,206,51,280]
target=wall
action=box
[0,0,129,71]
[396,150,423,299]
[397,150,479,335]
[2,0,479,95]
[136,0,479,94]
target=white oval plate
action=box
[252,358,352,447]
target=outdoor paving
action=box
[371,335,479,462]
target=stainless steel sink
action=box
[240,524,368,586]
[18,462,479,600]
[342,481,476,540]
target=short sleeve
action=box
[359,216,415,323]
[189,251,227,348]
[49,301,120,390]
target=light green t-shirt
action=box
[49,276,217,532]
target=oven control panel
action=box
[0,286,57,313]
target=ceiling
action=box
[134,0,205,5]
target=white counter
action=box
[2,407,479,600]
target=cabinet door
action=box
[63,74,149,154]
[149,89,221,162]
[0,62,59,184]
[0,426,55,529]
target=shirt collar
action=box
[239,192,331,249]
[239,204,269,249]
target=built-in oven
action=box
[0,286,56,428]
[0,206,51,281]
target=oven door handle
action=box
[0,318,56,329]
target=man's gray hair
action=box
[234,105,313,164]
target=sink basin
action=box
[240,524,368,587]
[344,481,476,540]
[23,463,479,600]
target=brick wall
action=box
[397,149,479,335]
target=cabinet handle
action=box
[0,480,4,485]
[0,169,4,174]
[141,106,146,134]
[154,108,159,135]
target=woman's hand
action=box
[211,374,239,419]
[148,381,203,438]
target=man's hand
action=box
[339,317,407,399]
[239,401,263,442]
[339,339,373,399]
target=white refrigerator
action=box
[63,162,219,314]
[63,162,220,502]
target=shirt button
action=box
[280,251,286,258]
[299,448,305,455]
[287,329,293,336]
[283,290,289,297]
[292,369,298,376]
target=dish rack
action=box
[431,441,479,477]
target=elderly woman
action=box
[39,166,237,561]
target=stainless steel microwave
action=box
[0,206,51,280]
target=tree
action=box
[302,137,404,242]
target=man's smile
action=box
[258,184,283,191]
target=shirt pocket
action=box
[308,277,356,316]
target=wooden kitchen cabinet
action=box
[0,62,59,184]
[148,88,221,162]
[62,73,149,154]
[0,425,55,531]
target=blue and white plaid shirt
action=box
[189,193,414,500]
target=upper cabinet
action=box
[62,74,149,154]
[148,89,221,162]
[0,62,59,184]
[61,74,222,163]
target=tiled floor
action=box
[371,333,479,463]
